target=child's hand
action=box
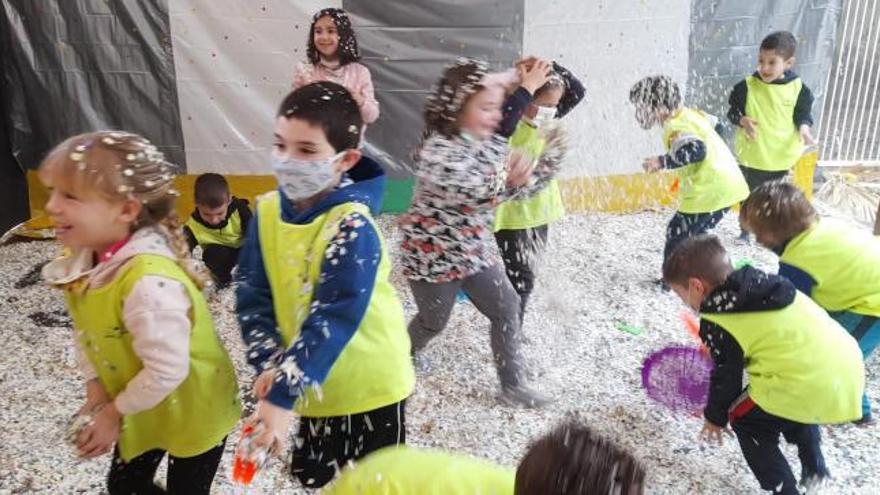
[76,402,121,458]
[799,124,817,146]
[253,369,277,400]
[642,156,663,173]
[250,399,293,457]
[698,420,733,446]
[79,378,110,416]
[519,59,552,95]
[739,116,759,140]
[507,152,536,187]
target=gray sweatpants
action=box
[407,264,524,387]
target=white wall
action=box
[524,0,692,177]
[169,0,338,174]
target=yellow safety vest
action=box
[781,220,880,317]
[185,208,245,248]
[65,254,240,461]
[701,292,864,424]
[662,108,749,214]
[735,76,803,171]
[256,192,414,417]
[495,122,565,231]
[323,446,515,495]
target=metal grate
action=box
[818,0,880,166]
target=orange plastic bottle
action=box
[232,423,267,486]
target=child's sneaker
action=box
[800,474,828,494]
[499,384,552,408]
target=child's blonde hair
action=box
[740,181,817,247]
[39,131,209,288]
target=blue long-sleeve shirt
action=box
[235,156,388,409]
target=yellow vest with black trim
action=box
[701,292,864,424]
[185,208,245,248]
[662,108,749,214]
[494,122,565,231]
[781,220,880,317]
[735,76,803,171]
[256,192,414,417]
[323,446,515,495]
[65,254,241,462]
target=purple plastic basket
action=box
[642,346,713,414]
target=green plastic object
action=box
[617,322,643,335]
[734,257,755,269]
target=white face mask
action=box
[531,105,557,127]
[271,151,346,202]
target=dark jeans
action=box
[290,400,406,488]
[730,399,828,495]
[495,225,549,319]
[739,166,789,236]
[663,209,727,262]
[202,244,240,287]
[107,438,227,494]
[740,166,789,192]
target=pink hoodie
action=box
[292,61,380,124]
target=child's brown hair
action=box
[422,58,489,140]
[39,131,209,288]
[663,234,733,288]
[740,181,816,247]
[194,173,231,209]
[515,419,646,495]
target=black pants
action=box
[107,438,226,494]
[495,225,549,318]
[739,166,789,235]
[740,166,789,192]
[290,399,406,488]
[663,209,727,262]
[202,245,240,287]
[730,401,828,495]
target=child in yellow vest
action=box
[663,235,864,495]
[39,131,240,494]
[323,419,645,495]
[728,31,816,240]
[741,181,880,425]
[183,173,252,288]
[629,75,749,277]
[235,82,415,488]
[494,60,585,318]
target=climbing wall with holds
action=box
[169,0,340,174]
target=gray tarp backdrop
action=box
[0,0,846,232]
[688,0,843,140]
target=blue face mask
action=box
[271,151,346,201]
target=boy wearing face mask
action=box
[494,60,585,318]
[234,82,414,489]
[664,235,863,495]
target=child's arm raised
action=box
[497,60,552,137]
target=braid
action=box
[159,211,211,291]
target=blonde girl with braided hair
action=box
[39,131,240,494]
